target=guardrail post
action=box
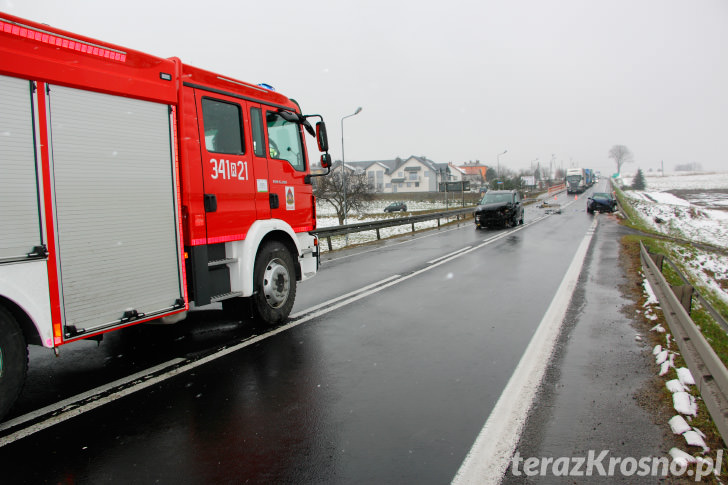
[437,218,441,229]
[671,284,694,315]
[376,228,381,240]
[411,222,415,233]
[326,237,332,251]
[649,252,664,271]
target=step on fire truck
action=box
[0,13,332,420]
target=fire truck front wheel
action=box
[253,241,297,324]
[0,306,28,421]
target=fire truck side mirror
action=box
[316,122,329,152]
[320,153,332,169]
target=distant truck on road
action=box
[566,168,587,194]
[584,168,594,186]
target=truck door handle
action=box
[269,193,279,209]
[204,194,217,212]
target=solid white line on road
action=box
[323,224,467,263]
[452,215,599,485]
[0,358,185,446]
[0,359,186,435]
[427,246,473,265]
[289,274,402,318]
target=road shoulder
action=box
[501,215,671,483]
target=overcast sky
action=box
[4,0,726,175]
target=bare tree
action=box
[314,168,373,225]
[608,145,634,175]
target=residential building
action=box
[455,162,489,189]
[330,156,455,193]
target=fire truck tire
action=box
[0,306,28,420]
[252,241,296,325]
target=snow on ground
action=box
[316,199,457,218]
[620,171,728,192]
[665,245,728,308]
[618,172,728,248]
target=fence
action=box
[547,183,566,195]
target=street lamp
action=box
[497,150,507,186]
[340,106,362,233]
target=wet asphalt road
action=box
[0,184,641,483]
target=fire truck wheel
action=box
[0,306,28,420]
[253,242,296,324]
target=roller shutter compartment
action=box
[0,75,42,262]
[48,85,183,332]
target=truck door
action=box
[264,109,314,232]
[195,92,259,242]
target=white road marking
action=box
[290,274,402,318]
[323,224,466,263]
[427,246,473,264]
[452,215,599,485]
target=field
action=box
[617,171,728,309]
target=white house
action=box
[334,156,455,193]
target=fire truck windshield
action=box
[267,112,305,171]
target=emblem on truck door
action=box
[286,187,295,210]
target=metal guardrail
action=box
[312,207,475,251]
[640,241,728,444]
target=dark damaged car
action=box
[586,192,618,213]
[474,190,524,229]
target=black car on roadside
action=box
[474,190,524,229]
[384,201,407,213]
[586,192,618,213]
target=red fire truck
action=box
[0,13,332,419]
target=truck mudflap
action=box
[298,233,318,280]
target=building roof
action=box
[332,156,451,175]
[457,163,489,177]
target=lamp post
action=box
[496,150,507,187]
[340,107,362,225]
[340,107,362,244]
